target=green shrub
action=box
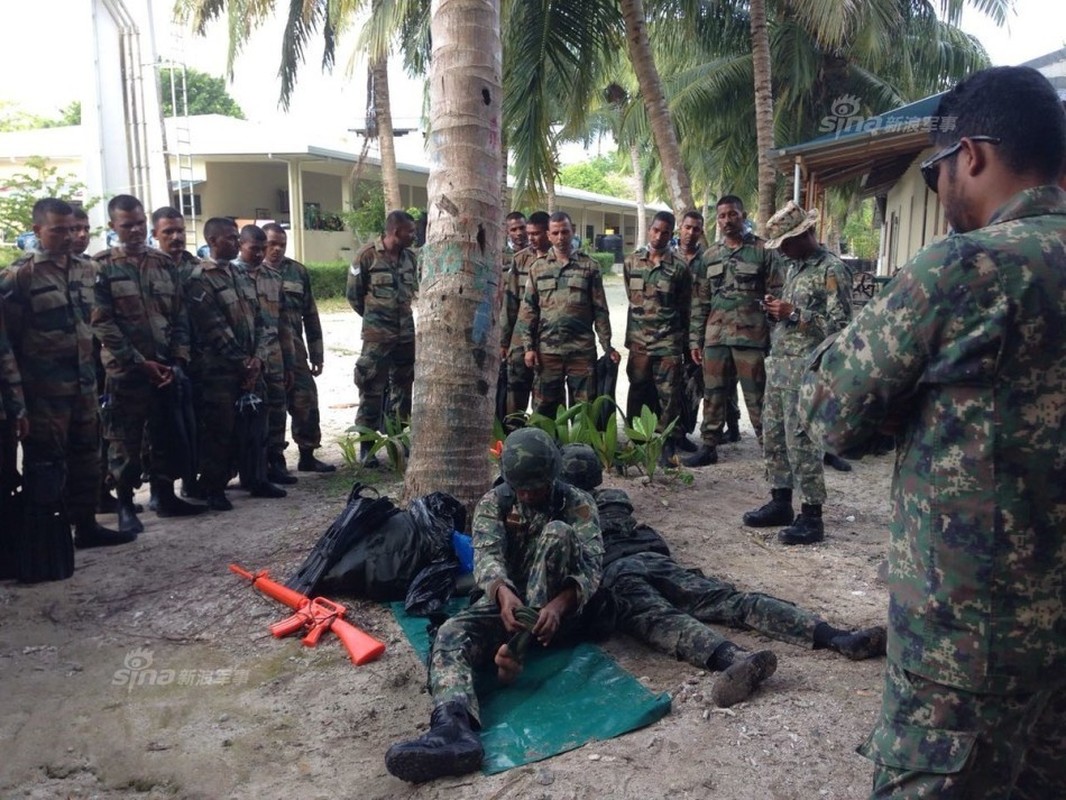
[305,261,349,300]
[590,252,615,275]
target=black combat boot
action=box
[249,481,287,499]
[778,503,825,545]
[823,452,852,472]
[385,699,484,783]
[266,452,298,485]
[205,490,234,512]
[116,486,145,535]
[73,514,136,549]
[658,439,678,468]
[359,441,380,469]
[682,443,718,467]
[297,447,336,473]
[726,414,741,443]
[674,435,699,453]
[152,479,206,517]
[742,488,793,527]
[814,623,886,660]
[709,645,778,708]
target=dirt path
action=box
[0,305,893,799]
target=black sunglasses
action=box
[919,136,1002,193]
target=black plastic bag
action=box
[404,559,460,616]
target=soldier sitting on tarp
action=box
[560,444,885,707]
[384,427,604,783]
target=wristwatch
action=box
[788,307,801,324]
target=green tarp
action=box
[390,601,672,775]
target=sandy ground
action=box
[0,284,893,799]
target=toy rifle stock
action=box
[229,564,385,666]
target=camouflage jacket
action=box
[517,249,613,357]
[0,251,97,397]
[235,260,294,378]
[347,238,418,344]
[800,185,1066,694]
[184,258,266,372]
[0,304,25,420]
[689,234,777,351]
[769,247,852,360]
[91,246,190,377]
[623,247,692,355]
[500,246,546,352]
[275,257,324,366]
[473,481,604,613]
[173,250,201,287]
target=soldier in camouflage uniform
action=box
[385,427,604,783]
[517,211,619,418]
[801,66,1066,800]
[742,201,851,545]
[623,211,693,465]
[0,198,130,548]
[347,210,417,466]
[184,217,276,511]
[559,444,884,706]
[235,225,296,486]
[686,196,778,466]
[151,206,201,287]
[262,223,334,473]
[93,194,204,533]
[0,303,27,486]
[499,211,550,423]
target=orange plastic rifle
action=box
[229,564,386,665]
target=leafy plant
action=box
[343,415,411,472]
[619,405,677,480]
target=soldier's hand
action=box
[524,351,538,369]
[763,294,792,321]
[608,348,621,364]
[495,643,523,685]
[15,415,29,442]
[496,584,525,633]
[141,360,172,387]
[500,346,508,361]
[690,348,702,365]
[310,362,323,377]
[533,587,577,646]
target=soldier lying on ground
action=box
[560,444,885,707]
[385,427,604,783]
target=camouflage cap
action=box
[501,427,561,490]
[560,443,603,490]
[763,200,820,249]
[596,488,634,517]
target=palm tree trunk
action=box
[750,0,776,228]
[371,55,403,211]
[546,170,557,213]
[619,0,694,219]
[630,143,646,248]
[405,0,503,511]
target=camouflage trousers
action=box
[193,367,244,493]
[699,345,765,445]
[625,345,684,439]
[860,660,1066,799]
[264,373,287,458]
[762,355,825,504]
[532,351,595,420]
[102,373,174,488]
[354,339,414,431]
[505,347,534,420]
[286,359,322,450]
[23,390,99,519]
[603,552,819,668]
[429,520,586,723]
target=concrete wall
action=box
[201,162,289,222]
[304,231,356,263]
[302,171,343,214]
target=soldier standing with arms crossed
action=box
[517,211,619,418]
[347,210,418,467]
[803,66,1066,799]
[262,223,334,473]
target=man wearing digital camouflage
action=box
[385,427,604,783]
[801,66,1066,799]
